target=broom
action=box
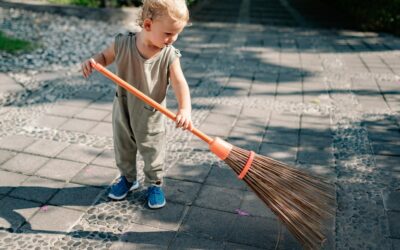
[89,59,335,249]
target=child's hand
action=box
[81,59,94,78]
[175,109,193,130]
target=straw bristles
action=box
[225,146,335,249]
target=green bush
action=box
[333,0,400,35]
[0,31,36,53]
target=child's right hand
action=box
[81,59,94,78]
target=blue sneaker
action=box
[147,185,166,209]
[108,176,139,200]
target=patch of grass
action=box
[48,0,101,7]
[0,31,36,53]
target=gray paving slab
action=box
[48,183,103,211]
[9,176,65,204]
[0,149,16,165]
[170,233,225,249]
[131,202,186,231]
[71,164,118,187]
[74,108,109,122]
[194,184,244,212]
[0,135,36,152]
[58,118,98,133]
[228,216,279,249]
[204,165,248,190]
[21,205,83,232]
[1,153,49,175]
[23,139,69,158]
[110,223,175,250]
[88,121,113,137]
[163,178,202,205]
[0,170,28,195]
[387,211,400,238]
[35,114,69,129]
[0,196,40,230]
[165,162,211,183]
[91,149,116,168]
[383,190,400,212]
[180,206,237,240]
[56,144,103,164]
[0,73,23,92]
[35,159,86,182]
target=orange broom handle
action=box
[90,59,213,144]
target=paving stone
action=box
[205,166,248,190]
[74,108,109,121]
[71,164,118,187]
[49,183,103,211]
[87,101,113,111]
[263,129,299,147]
[240,191,275,219]
[45,104,83,117]
[392,239,400,250]
[57,98,93,108]
[57,144,103,164]
[165,162,211,183]
[278,226,303,250]
[132,202,186,231]
[0,73,23,92]
[180,206,237,240]
[297,146,333,166]
[110,223,175,250]
[299,133,332,148]
[88,122,113,137]
[1,153,49,175]
[228,216,278,249]
[224,242,266,250]
[382,190,400,212]
[170,233,224,249]
[35,115,69,129]
[372,142,400,156]
[9,176,65,204]
[35,159,86,182]
[0,149,17,165]
[91,149,116,168]
[22,205,83,233]
[387,211,400,238]
[194,184,243,213]
[211,103,242,117]
[59,118,98,133]
[163,178,201,205]
[0,170,28,194]
[0,196,40,230]
[374,155,400,172]
[0,135,36,151]
[259,143,297,165]
[103,112,113,122]
[24,139,69,158]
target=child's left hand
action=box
[175,109,193,130]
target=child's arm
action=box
[81,42,115,78]
[169,58,193,130]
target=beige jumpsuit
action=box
[113,32,181,185]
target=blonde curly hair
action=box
[138,0,189,27]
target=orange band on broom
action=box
[90,59,335,249]
[238,151,255,179]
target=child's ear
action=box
[143,18,152,31]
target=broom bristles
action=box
[225,146,335,249]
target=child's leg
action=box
[112,93,138,183]
[136,131,166,186]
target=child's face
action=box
[145,15,186,49]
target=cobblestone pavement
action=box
[1,0,400,249]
